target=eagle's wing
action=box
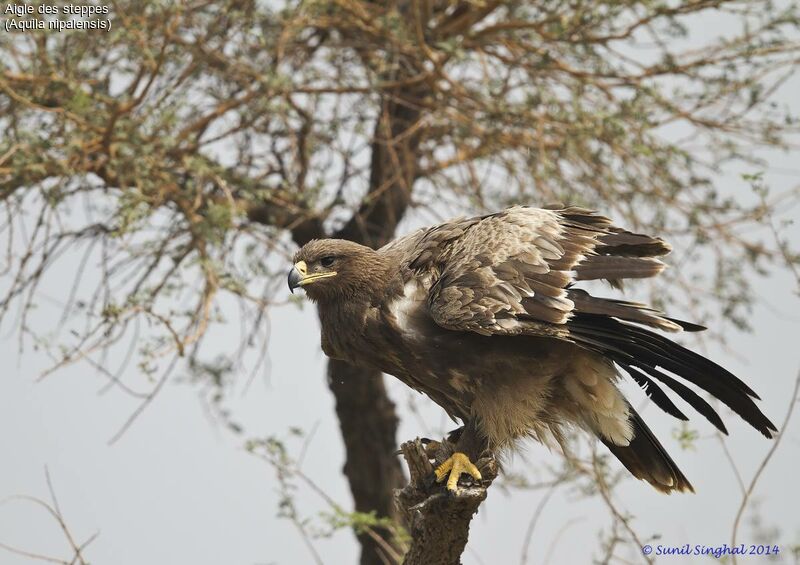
[401,205,776,439]
[408,205,678,337]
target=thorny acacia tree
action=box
[2,1,799,563]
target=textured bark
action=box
[328,360,406,564]
[395,439,498,565]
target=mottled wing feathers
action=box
[422,207,597,335]
[403,205,673,337]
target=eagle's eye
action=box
[320,256,336,268]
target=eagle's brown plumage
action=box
[289,205,776,493]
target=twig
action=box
[731,367,800,563]
[519,482,560,565]
[0,470,98,565]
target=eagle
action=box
[287,206,776,493]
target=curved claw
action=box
[434,452,482,491]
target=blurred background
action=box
[1,1,799,564]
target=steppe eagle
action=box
[287,206,776,493]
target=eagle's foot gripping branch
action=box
[396,440,497,565]
[434,451,482,492]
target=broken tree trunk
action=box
[395,439,498,565]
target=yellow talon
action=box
[434,452,482,491]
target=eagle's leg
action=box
[434,420,487,492]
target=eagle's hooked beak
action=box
[287,262,304,293]
[287,260,337,293]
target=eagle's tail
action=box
[568,313,778,439]
[600,407,694,493]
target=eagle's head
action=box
[288,239,380,302]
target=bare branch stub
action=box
[396,438,498,565]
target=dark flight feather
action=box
[568,314,777,438]
[602,407,694,494]
[595,228,672,257]
[569,288,683,332]
[618,363,689,422]
[631,362,729,435]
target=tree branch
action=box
[396,438,498,565]
[335,91,424,247]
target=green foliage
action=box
[246,432,410,551]
[320,509,409,545]
[673,422,700,451]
